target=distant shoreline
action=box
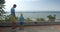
[6,11,60,13]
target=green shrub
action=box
[36,18,45,22]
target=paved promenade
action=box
[0,25,60,32]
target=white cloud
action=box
[25,0,40,1]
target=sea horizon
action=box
[6,11,60,13]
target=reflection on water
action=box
[0,26,60,32]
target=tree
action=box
[0,0,6,22]
[47,15,56,22]
[0,0,5,16]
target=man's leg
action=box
[12,23,16,32]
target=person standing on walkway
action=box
[11,4,17,31]
[11,4,17,22]
[20,13,24,30]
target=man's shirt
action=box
[11,7,15,16]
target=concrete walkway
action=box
[0,25,60,32]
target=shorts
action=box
[20,22,24,26]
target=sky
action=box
[5,0,60,12]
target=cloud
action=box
[23,0,40,2]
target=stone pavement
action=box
[0,25,60,32]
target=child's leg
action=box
[20,22,24,30]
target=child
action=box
[20,13,24,30]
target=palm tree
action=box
[0,0,5,22]
[0,0,5,16]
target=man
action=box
[11,4,17,23]
[11,4,17,31]
[11,4,17,16]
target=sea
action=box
[5,11,60,22]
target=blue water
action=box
[6,11,60,19]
